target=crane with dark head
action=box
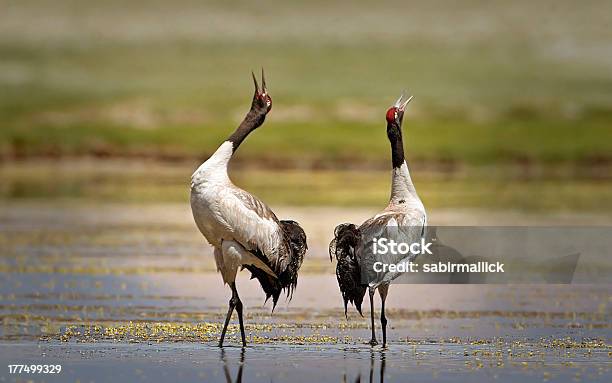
[190,70,307,347]
[330,94,426,347]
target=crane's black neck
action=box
[228,109,266,152]
[387,122,405,169]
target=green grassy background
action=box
[1,0,611,210]
[2,160,611,212]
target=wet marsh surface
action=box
[0,202,610,382]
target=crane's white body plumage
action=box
[190,141,283,284]
[359,160,427,288]
[190,70,307,347]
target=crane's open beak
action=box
[252,68,268,96]
[394,93,413,112]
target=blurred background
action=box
[1,0,611,212]
[0,3,611,379]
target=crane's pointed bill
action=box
[252,71,260,93]
[400,95,414,111]
[261,67,267,93]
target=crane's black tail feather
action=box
[329,223,366,318]
[245,220,307,311]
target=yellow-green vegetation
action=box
[2,161,612,211]
[56,322,346,344]
[1,1,612,167]
[54,322,610,351]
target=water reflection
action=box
[219,348,387,383]
[221,348,245,383]
[344,349,386,383]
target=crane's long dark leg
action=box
[231,282,247,347]
[379,284,389,348]
[219,283,237,347]
[219,282,246,347]
[368,288,378,346]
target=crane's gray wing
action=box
[358,210,427,287]
[216,187,288,270]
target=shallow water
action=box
[0,203,610,382]
[2,342,610,383]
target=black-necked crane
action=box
[329,94,426,347]
[190,70,307,347]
